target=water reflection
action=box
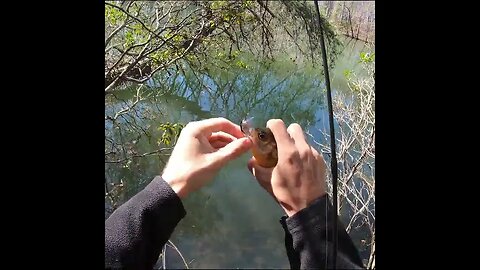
[105,37,374,268]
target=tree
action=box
[105,0,341,94]
[311,51,375,268]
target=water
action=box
[105,37,374,268]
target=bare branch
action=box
[105,148,172,164]
[309,53,375,266]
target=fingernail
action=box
[247,160,253,173]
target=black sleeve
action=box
[280,194,365,269]
[105,176,186,269]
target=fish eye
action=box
[258,131,266,140]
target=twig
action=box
[105,148,173,164]
[168,240,189,269]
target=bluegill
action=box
[241,117,278,168]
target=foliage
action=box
[104,1,342,93]
[157,122,185,146]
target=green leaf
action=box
[235,60,247,69]
[359,52,375,63]
[124,31,134,47]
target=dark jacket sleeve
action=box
[280,194,365,269]
[105,176,186,269]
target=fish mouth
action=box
[240,117,255,137]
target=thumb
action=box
[248,157,273,183]
[248,157,275,197]
[210,137,252,166]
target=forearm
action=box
[105,176,186,269]
[281,194,365,269]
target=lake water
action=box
[105,36,374,269]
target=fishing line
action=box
[314,1,339,268]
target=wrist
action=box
[162,174,189,199]
[284,209,298,217]
[280,192,327,217]
[279,201,305,217]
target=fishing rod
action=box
[313,1,338,269]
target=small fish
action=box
[241,117,278,168]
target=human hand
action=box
[162,118,252,199]
[248,119,327,217]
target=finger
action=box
[211,140,229,149]
[266,119,295,153]
[209,137,252,166]
[311,146,327,168]
[194,117,244,139]
[208,131,237,144]
[247,157,274,196]
[287,123,312,159]
[247,157,273,179]
[310,146,321,160]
